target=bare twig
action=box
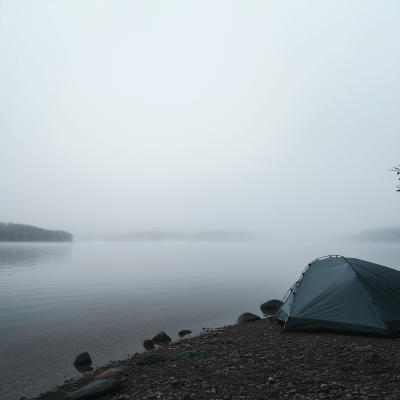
[390,165,400,192]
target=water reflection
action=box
[74,365,93,373]
[0,243,72,273]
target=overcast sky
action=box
[1,1,399,238]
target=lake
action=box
[1,240,399,399]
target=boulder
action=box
[94,368,123,381]
[237,312,260,324]
[179,330,192,336]
[170,351,204,361]
[143,339,155,349]
[353,345,372,352]
[66,379,121,400]
[115,366,129,373]
[363,353,379,363]
[152,331,172,342]
[74,352,92,367]
[137,353,166,365]
[260,300,283,314]
[339,398,362,400]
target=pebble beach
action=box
[30,316,400,400]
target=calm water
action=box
[1,241,399,399]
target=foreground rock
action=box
[115,365,129,373]
[66,379,120,400]
[152,331,171,342]
[137,353,165,365]
[73,352,92,367]
[363,353,379,363]
[94,368,123,381]
[260,299,283,314]
[237,312,260,324]
[143,339,155,349]
[179,330,192,336]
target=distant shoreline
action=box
[0,222,73,242]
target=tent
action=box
[274,255,400,337]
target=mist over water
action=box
[1,240,400,399]
[0,1,399,240]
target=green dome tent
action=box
[275,255,400,337]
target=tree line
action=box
[0,222,73,242]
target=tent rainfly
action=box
[274,255,400,337]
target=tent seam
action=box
[345,258,388,334]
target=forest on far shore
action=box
[0,222,73,242]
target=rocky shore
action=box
[28,313,400,400]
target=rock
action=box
[75,365,93,373]
[179,330,192,336]
[246,396,265,400]
[94,368,123,381]
[209,339,223,345]
[66,379,121,400]
[260,299,283,313]
[115,366,129,373]
[363,353,379,363]
[143,339,155,349]
[152,331,172,342]
[262,365,273,370]
[170,351,204,361]
[171,380,182,386]
[137,353,166,365]
[181,394,191,400]
[237,313,261,324]
[74,352,92,367]
[225,362,238,367]
[353,345,372,352]
[339,398,362,400]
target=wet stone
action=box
[237,313,261,324]
[115,366,129,373]
[363,353,379,363]
[152,331,172,343]
[137,353,166,365]
[74,352,92,367]
[66,379,121,400]
[209,339,223,345]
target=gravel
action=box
[31,318,400,400]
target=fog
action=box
[1,1,399,241]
